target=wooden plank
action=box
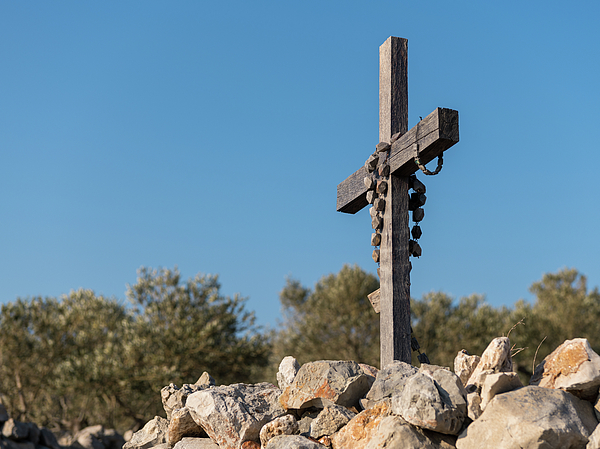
[336,107,459,214]
[378,36,412,368]
[368,288,381,313]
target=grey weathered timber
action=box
[335,36,459,369]
[337,107,459,214]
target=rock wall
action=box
[122,337,600,449]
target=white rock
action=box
[277,357,300,391]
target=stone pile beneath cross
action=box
[117,337,600,449]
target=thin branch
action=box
[532,336,548,374]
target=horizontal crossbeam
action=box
[336,107,459,214]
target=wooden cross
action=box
[336,37,459,369]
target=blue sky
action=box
[1,1,599,328]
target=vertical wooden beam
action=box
[379,37,411,368]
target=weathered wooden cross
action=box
[336,37,459,369]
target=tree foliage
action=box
[273,264,380,369]
[0,267,270,434]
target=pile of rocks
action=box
[125,337,600,449]
[0,404,124,449]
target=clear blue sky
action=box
[2,1,599,328]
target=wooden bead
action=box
[412,208,424,222]
[364,176,376,190]
[371,233,381,246]
[376,142,391,153]
[412,178,426,193]
[372,249,380,263]
[411,225,422,239]
[366,190,377,204]
[374,197,386,211]
[369,207,377,217]
[379,164,390,177]
[371,215,383,230]
[409,192,426,210]
[365,154,379,172]
[409,240,422,257]
[376,180,388,194]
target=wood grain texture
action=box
[378,36,411,368]
[336,108,458,214]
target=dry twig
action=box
[532,336,548,374]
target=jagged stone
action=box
[331,401,391,448]
[466,337,512,388]
[240,442,261,449]
[309,405,355,439]
[364,416,456,449]
[392,368,467,435]
[172,438,218,449]
[466,392,482,421]
[454,350,480,387]
[279,361,372,411]
[531,338,600,399]
[259,415,299,447]
[74,426,106,449]
[167,407,207,447]
[161,383,210,420]
[39,428,61,449]
[297,411,320,437]
[332,401,455,449]
[2,419,37,442]
[358,364,379,381]
[186,382,285,449]
[195,372,215,387]
[101,429,126,449]
[364,360,418,406]
[277,357,300,391]
[265,435,325,449]
[479,371,523,410]
[0,404,8,423]
[123,417,169,449]
[456,386,598,449]
[588,424,600,449]
[1,440,36,449]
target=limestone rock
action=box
[259,415,299,447]
[264,435,325,449]
[2,419,34,442]
[279,361,372,410]
[161,383,211,420]
[186,382,285,449]
[392,368,467,435]
[171,438,219,449]
[454,350,480,387]
[466,392,482,421]
[358,363,379,380]
[456,386,598,449]
[364,360,418,406]
[297,412,320,437]
[277,357,300,391]
[309,405,356,439]
[466,337,512,388]
[588,425,600,449]
[332,401,455,449]
[331,401,391,448]
[195,372,216,387]
[531,338,600,399]
[479,371,523,410]
[240,442,261,449]
[167,407,207,447]
[363,416,456,449]
[123,417,169,449]
[39,428,61,449]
